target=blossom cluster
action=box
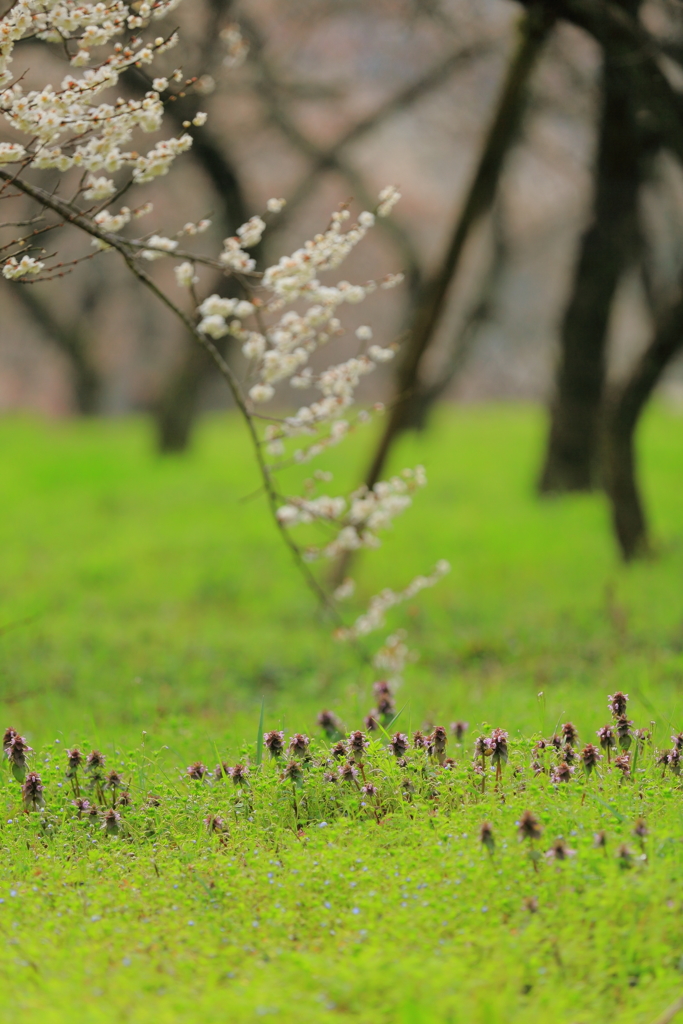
[336,559,451,642]
[276,467,428,562]
[0,1,189,184]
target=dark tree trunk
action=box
[155,343,218,452]
[539,29,644,493]
[364,6,554,490]
[8,283,100,413]
[603,294,683,559]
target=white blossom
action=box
[368,345,395,362]
[0,142,26,163]
[237,216,266,249]
[333,578,356,601]
[249,383,274,403]
[198,314,230,339]
[336,562,450,641]
[141,234,178,259]
[267,197,286,213]
[83,175,116,201]
[377,185,401,217]
[220,24,248,67]
[2,255,44,279]
[174,261,198,288]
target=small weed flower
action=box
[373,680,391,701]
[364,711,380,733]
[361,783,378,797]
[118,790,132,807]
[204,814,227,834]
[376,694,395,719]
[323,771,338,784]
[228,764,249,786]
[317,710,343,740]
[373,681,395,721]
[85,803,99,821]
[597,725,616,758]
[348,731,368,763]
[479,821,495,855]
[488,728,508,778]
[6,734,32,781]
[22,771,44,812]
[282,760,304,785]
[633,818,648,840]
[517,810,543,842]
[562,745,577,765]
[287,733,310,758]
[451,721,468,742]
[608,691,629,718]
[617,843,634,868]
[580,744,602,775]
[545,838,575,861]
[338,762,359,784]
[667,749,681,776]
[672,732,683,751]
[593,829,607,848]
[104,770,123,791]
[413,730,429,750]
[330,740,347,759]
[474,736,490,758]
[616,715,632,751]
[429,726,448,766]
[65,748,83,778]
[550,733,562,751]
[264,730,285,759]
[2,727,17,750]
[186,762,207,781]
[634,728,650,751]
[85,750,105,774]
[102,808,121,835]
[550,763,573,783]
[72,798,90,816]
[615,752,631,777]
[531,760,544,776]
[389,732,409,757]
[213,762,230,780]
[561,722,578,747]
[657,749,671,769]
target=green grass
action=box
[1,403,683,1022]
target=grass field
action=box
[1,403,683,1023]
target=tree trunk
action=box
[539,28,644,493]
[363,6,554,490]
[602,293,683,559]
[155,342,218,453]
[8,283,100,414]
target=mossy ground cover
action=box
[1,404,683,1023]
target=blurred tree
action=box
[538,0,649,494]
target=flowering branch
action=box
[0,0,450,680]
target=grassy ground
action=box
[1,403,683,1022]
